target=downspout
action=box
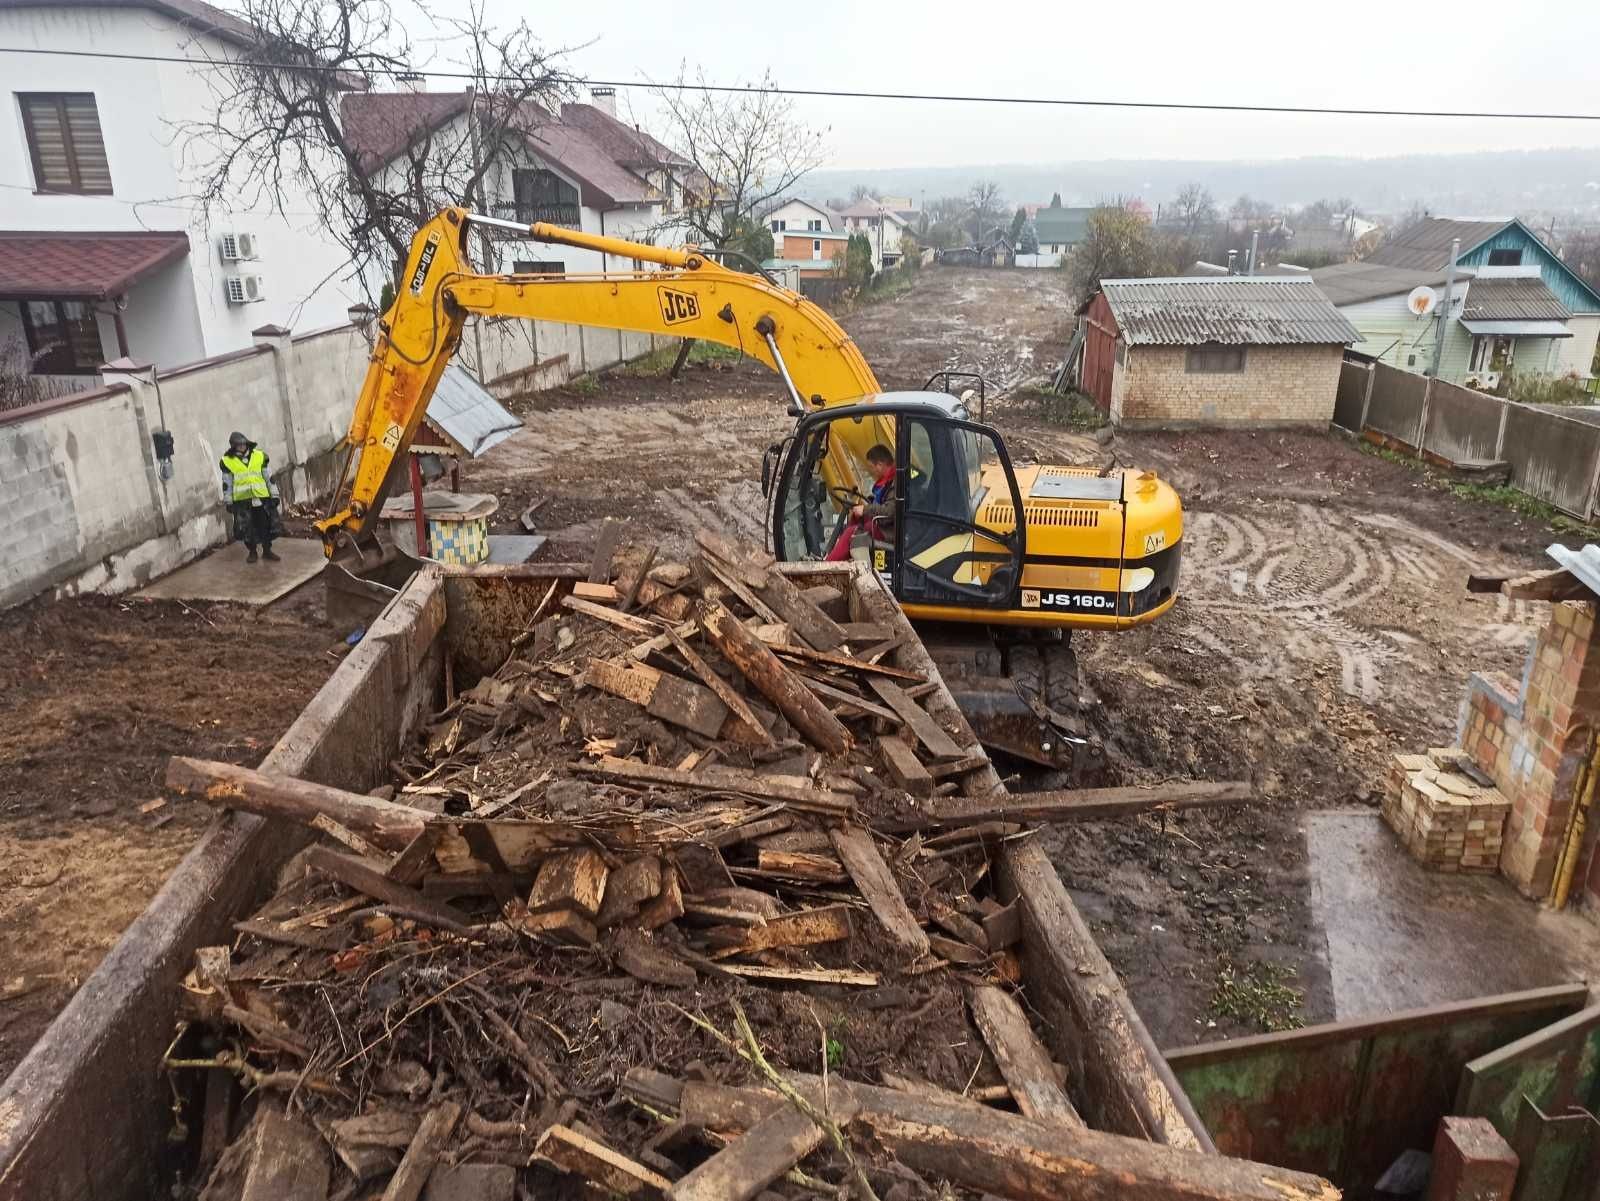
[1550,726,1598,909]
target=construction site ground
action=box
[0,265,1585,1084]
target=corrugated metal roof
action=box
[1096,276,1361,346]
[424,365,522,458]
[1547,543,1600,598]
[1310,260,1461,306]
[1364,217,1508,270]
[1034,206,1093,245]
[1460,319,1572,337]
[1461,275,1570,322]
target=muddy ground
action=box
[0,587,336,1079]
[478,266,1559,1046]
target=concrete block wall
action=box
[1116,344,1343,427]
[1458,600,1598,898]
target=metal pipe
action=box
[1247,230,1259,275]
[1550,727,1598,909]
[1430,238,1460,378]
[756,316,805,415]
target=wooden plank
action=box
[669,1093,858,1201]
[757,570,848,652]
[519,907,597,945]
[680,1076,1336,1201]
[166,757,427,851]
[878,737,933,798]
[866,678,966,761]
[304,846,472,931]
[562,595,661,635]
[982,900,1022,951]
[697,599,851,755]
[838,622,892,643]
[704,904,853,959]
[666,627,773,746]
[539,1124,672,1199]
[693,528,773,588]
[577,757,854,817]
[929,755,991,780]
[923,781,1256,828]
[529,848,609,918]
[755,850,849,884]
[589,521,624,583]
[573,581,621,603]
[310,812,375,857]
[613,928,697,988]
[696,554,785,625]
[830,826,930,957]
[381,1101,461,1201]
[929,901,989,951]
[597,856,663,929]
[638,867,685,929]
[703,815,794,850]
[585,659,729,739]
[625,618,699,663]
[773,642,925,682]
[618,546,659,614]
[799,675,901,723]
[968,985,1083,1126]
[385,828,438,885]
[584,657,659,706]
[717,964,879,986]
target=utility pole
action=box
[1430,237,1461,378]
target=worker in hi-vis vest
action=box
[220,431,280,563]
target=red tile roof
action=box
[0,231,191,300]
[558,102,688,171]
[339,91,474,175]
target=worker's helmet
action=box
[228,431,248,449]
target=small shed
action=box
[1078,276,1360,428]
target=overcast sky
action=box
[400,0,1600,168]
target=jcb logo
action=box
[1021,588,1041,609]
[408,232,440,296]
[658,288,699,325]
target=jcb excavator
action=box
[318,208,1183,773]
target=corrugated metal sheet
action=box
[1460,319,1572,338]
[1311,261,1458,306]
[1461,276,1570,322]
[1097,276,1360,346]
[1547,543,1600,597]
[425,365,522,458]
[1364,218,1507,271]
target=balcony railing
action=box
[489,202,582,230]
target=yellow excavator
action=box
[318,208,1183,774]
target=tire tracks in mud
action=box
[1182,505,1539,704]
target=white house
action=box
[837,201,909,270]
[757,197,838,241]
[0,0,361,396]
[343,86,689,288]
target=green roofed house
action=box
[1018,203,1094,267]
[1312,218,1600,388]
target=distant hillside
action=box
[804,147,1600,217]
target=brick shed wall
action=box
[1115,343,1344,428]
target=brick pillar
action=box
[1501,601,1600,897]
[1426,1116,1517,1201]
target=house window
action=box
[807,219,822,231]
[812,239,822,260]
[509,168,580,226]
[19,299,103,375]
[19,93,112,194]
[771,220,785,233]
[512,260,565,275]
[1185,344,1247,374]
[1487,248,1522,267]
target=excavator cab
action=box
[769,394,1027,612]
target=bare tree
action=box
[967,180,1004,243]
[177,0,573,302]
[1172,183,1217,236]
[849,183,879,203]
[648,65,825,260]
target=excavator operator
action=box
[825,443,896,561]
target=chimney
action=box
[395,71,425,94]
[590,86,617,116]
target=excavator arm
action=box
[317,207,879,557]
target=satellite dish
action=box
[1407,286,1438,316]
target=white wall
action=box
[765,199,834,236]
[0,4,358,367]
[1558,315,1600,379]
[1015,252,1063,269]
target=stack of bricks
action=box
[1384,747,1509,873]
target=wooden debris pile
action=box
[163,528,1262,1201]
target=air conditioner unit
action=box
[224,273,266,304]
[219,231,258,261]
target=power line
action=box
[1,44,1598,122]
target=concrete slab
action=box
[1306,810,1600,1021]
[136,539,325,605]
[485,534,547,565]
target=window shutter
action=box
[21,96,71,190]
[64,95,111,192]
[20,93,111,193]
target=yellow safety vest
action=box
[222,448,270,501]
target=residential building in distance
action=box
[757,197,839,241]
[1314,217,1600,387]
[342,85,689,289]
[837,201,909,270]
[0,0,361,396]
[1019,203,1094,267]
[1078,276,1359,427]
[763,229,850,281]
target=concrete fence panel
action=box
[1332,361,1371,432]
[1421,381,1505,465]
[1501,405,1600,517]
[1363,363,1428,444]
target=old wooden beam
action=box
[562,595,661,636]
[166,757,427,851]
[697,599,851,755]
[704,904,853,958]
[666,628,773,747]
[968,985,1083,1126]
[304,847,472,932]
[878,737,933,798]
[382,1101,461,1201]
[577,757,854,817]
[923,781,1256,828]
[866,678,965,761]
[584,658,729,739]
[539,1124,672,1199]
[669,1093,859,1201]
[830,826,930,957]
[589,521,624,583]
